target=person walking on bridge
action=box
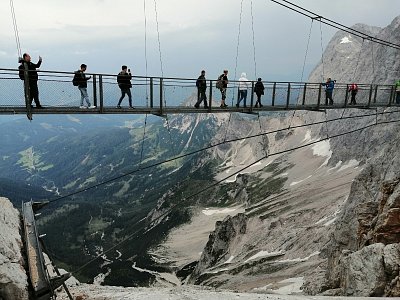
[236,72,251,108]
[395,79,400,104]
[74,64,95,109]
[322,78,336,105]
[195,70,208,109]
[18,53,43,109]
[254,78,265,108]
[348,83,358,105]
[116,65,133,109]
[217,70,229,108]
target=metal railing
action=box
[0,68,397,116]
[22,200,71,299]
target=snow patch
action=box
[312,140,332,167]
[289,175,312,186]
[93,268,111,285]
[337,159,359,172]
[340,35,352,44]
[202,207,238,216]
[223,256,235,264]
[278,251,320,263]
[244,250,285,263]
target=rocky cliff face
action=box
[0,197,28,300]
[185,15,400,296]
[302,16,400,297]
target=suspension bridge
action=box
[4,0,400,299]
[0,68,398,120]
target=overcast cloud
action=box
[0,0,399,81]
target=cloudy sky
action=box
[0,0,399,81]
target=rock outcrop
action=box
[0,197,28,300]
[189,213,247,284]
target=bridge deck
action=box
[0,103,392,116]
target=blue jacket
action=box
[323,80,335,91]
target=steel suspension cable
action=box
[153,0,178,170]
[139,114,148,168]
[319,19,325,81]
[9,0,22,58]
[271,0,400,50]
[250,0,257,78]
[232,0,244,106]
[46,108,400,206]
[300,19,313,82]
[143,0,149,106]
[72,110,400,276]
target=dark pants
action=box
[350,91,357,105]
[118,88,132,107]
[220,88,227,100]
[255,93,263,107]
[29,81,41,107]
[396,92,400,105]
[195,89,207,107]
[237,90,247,106]
[325,90,333,105]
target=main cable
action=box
[270,0,400,50]
[72,110,400,276]
[46,108,400,206]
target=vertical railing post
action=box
[159,78,163,115]
[389,85,394,106]
[317,84,322,109]
[302,83,307,106]
[344,84,349,107]
[373,85,378,104]
[250,81,254,111]
[150,77,154,108]
[368,84,373,108]
[208,80,212,111]
[286,83,290,109]
[272,82,276,106]
[99,75,104,113]
[92,74,97,107]
[23,62,32,120]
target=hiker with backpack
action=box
[116,65,133,109]
[73,64,95,109]
[217,70,229,108]
[195,70,208,109]
[322,78,336,105]
[18,53,44,109]
[254,78,265,108]
[348,83,358,105]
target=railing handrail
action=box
[0,68,396,87]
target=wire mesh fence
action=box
[0,68,397,111]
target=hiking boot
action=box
[194,104,199,109]
[116,105,121,109]
[204,106,209,109]
[129,106,134,109]
[236,104,239,108]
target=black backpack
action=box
[72,72,80,86]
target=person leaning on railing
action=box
[322,77,336,105]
